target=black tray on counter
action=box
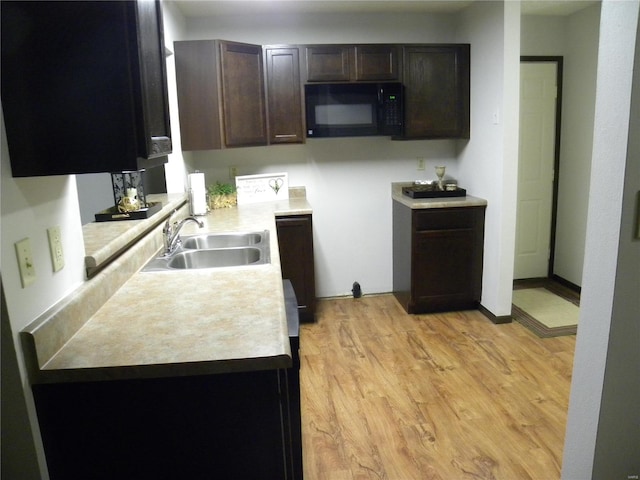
[94,202,162,222]
[402,185,467,199]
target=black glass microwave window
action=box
[305,83,402,138]
[315,103,374,126]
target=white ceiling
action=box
[171,0,599,17]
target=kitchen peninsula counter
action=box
[22,194,313,384]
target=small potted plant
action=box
[207,181,237,209]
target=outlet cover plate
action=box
[15,237,36,288]
[47,226,65,272]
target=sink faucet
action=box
[163,212,204,255]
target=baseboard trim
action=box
[550,274,581,294]
[478,304,512,324]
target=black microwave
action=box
[305,82,403,138]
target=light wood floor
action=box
[299,295,576,480]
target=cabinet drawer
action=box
[413,208,479,231]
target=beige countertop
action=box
[83,193,188,276]
[392,182,488,209]
[22,193,313,384]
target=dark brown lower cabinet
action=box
[33,369,294,480]
[393,201,485,313]
[276,215,316,322]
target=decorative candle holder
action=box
[111,170,146,212]
[95,169,161,222]
[435,166,446,190]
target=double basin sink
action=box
[143,230,270,271]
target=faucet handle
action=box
[163,210,177,232]
[162,210,178,254]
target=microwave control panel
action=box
[382,92,402,127]
[379,83,403,135]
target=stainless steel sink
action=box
[142,230,270,272]
[181,231,266,250]
[168,247,264,269]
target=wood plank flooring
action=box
[300,295,576,480]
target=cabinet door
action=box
[0,0,170,176]
[175,40,223,150]
[276,215,316,322]
[34,370,289,479]
[355,45,400,81]
[136,0,172,159]
[220,41,268,147]
[413,228,477,310]
[305,45,351,82]
[402,45,470,139]
[265,47,304,144]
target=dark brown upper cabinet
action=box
[304,45,400,83]
[0,0,171,177]
[305,45,351,82]
[264,46,305,144]
[355,45,400,81]
[401,45,470,139]
[175,40,267,150]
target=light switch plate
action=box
[47,226,65,272]
[635,191,640,239]
[15,237,36,288]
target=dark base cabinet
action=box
[276,215,316,322]
[393,201,486,314]
[33,370,294,480]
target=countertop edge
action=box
[83,193,187,272]
[32,355,293,384]
[391,182,488,209]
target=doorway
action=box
[515,57,563,280]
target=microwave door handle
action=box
[377,87,384,126]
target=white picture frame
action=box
[236,172,289,205]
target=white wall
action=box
[554,5,600,286]
[171,5,515,308]
[184,11,458,44]
[520,6,601,287]
[591,11,640,474]
[0,110,86,477]
[191,139,457,297]
[456,1,520,317]
[521,15,566,56]
[562,1,639,477]
[162,0,191,193]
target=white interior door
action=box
[515,62,557,279]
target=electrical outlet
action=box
[47,226,65,272]
[15,238,36,288]
[417,157,425,170]
[229,166,238,179]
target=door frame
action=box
[519,56,564,278]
